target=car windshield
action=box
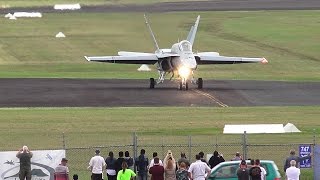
[212,164,238,178]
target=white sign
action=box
[0,150,65,180]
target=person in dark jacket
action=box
[208,151,225,168]
[106,151,117,180]
[237,160,249,180]
[16,146,33,180]
[115,151,125,175]
[284,149,311,172]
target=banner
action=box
[0,150,65,180]
[299,144,312,168]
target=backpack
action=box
[126,157,134,167]
[251,166,261,177]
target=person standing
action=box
[231,152,242,161]
[149,152,163,169]
[249,160,261,180]
[285,160,300,180]
[124,151,134,171]
[236,160,249,180]
[106,151,117,180]
[255,159,266,180]
[16,145,33,180]
[54,158,69,180]
[149,157,164,180]
[164,158,176,180]
[177,153,190,169]
[208,151,225,168]
[89,149,106,180]
[284,149,311,172]
[115,151,125,175]
[176,162,188,180]
[117,161,136,180]
[135,149,149,180]
[188,154,211,180]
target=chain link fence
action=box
[1,132,316,179]
[61,132,316,179]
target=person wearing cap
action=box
[16,145,33,180]
[89,149,106,180]
[231,152,242,161]
[54,158,69,180]
[236,160,249,180]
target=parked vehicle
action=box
[208,160,281,180]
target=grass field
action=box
[0,0,198,8]
[0,106,319,178]
[0,10,319,179]
[0,11,319,80]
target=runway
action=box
[0,79,319,107]
[1,0,320,14]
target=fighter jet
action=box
[85,15,268,90]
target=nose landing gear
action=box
[179,78,189,90]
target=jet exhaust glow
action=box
[178,66,191,79]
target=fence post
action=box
[133,132,137,172]
[242,131,247,160]
[62,132,66,150]
[188,135,192,161]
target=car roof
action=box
[211,160,275,171]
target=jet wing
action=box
[84,54,158,64]
[196,53,268,65]
[85,51,179,64]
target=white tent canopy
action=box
[284,123,301,133]
[55,32,66,38]
[137,64,151,71]
[223,123,301,134]
[54,4,81,10]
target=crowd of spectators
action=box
[17,146,304,180]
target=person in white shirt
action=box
[286,160,300,180]
[188,154,211,180]
[89,149,106,180]
[149,152,163,169]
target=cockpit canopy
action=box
[179,40,192,52]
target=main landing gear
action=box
[149,76,203,90]
[150,78,155,89]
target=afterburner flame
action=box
[178,66,191,79]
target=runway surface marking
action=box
[192,89,229,107]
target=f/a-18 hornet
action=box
[85,15,268,90]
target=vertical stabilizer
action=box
[187,15,200,45]
[144,14,160,51]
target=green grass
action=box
[0,0,200,8]
[0,11,319,80]
[0,106,318,179]
[0,11,319,179]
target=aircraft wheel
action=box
[150,78,155,89]
[197,78,203,89]
[179,81,183,90]
[185,82,189,90]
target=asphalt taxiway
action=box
[0,79,319,107]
